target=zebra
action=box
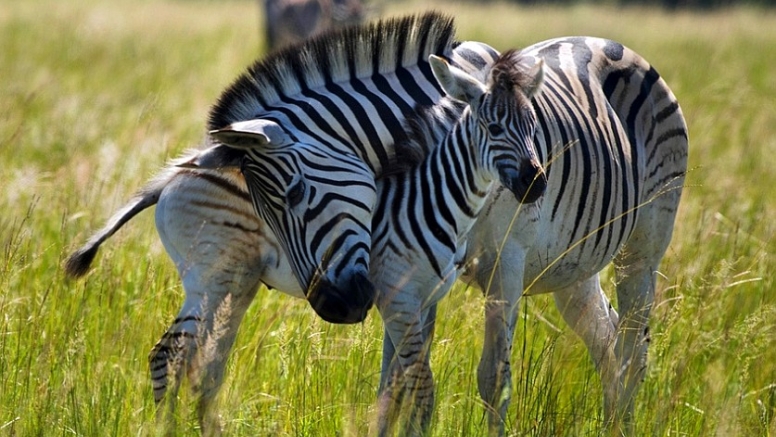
[208,12,504,325]
[211,36,688,435]
[65,13,501,435]
[370,51,545,436]
[263,0,365,51]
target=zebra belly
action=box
[470,187,631,295]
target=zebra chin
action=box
[498,160,548,204]
[306,270,375,324]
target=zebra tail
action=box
[64,163,179,278]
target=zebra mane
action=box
[380,98,466,178]
[489,49,539,99]
[208,12,457,130]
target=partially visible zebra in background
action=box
[65,14,499,435]
[263,0,365,51]
[212,35,689,435]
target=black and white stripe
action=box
[66,14,500,435]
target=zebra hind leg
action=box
[552,274,620,428]
[149,316,200,433]
[611,195,680,434]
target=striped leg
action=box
[553,274,619,427]
[379,304,437,393]
[377,303,437,437]
[611,170,683,434]
[149,303,201,431]
[149,275,260,437]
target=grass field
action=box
[1,0,775,435]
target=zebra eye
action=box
[487,123,504,136]
[286,180,306,208]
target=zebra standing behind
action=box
[213,36,688,435]
[263,0,365,51]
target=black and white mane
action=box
[380,98,466,177]
[208,12,457,130]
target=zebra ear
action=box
[523,59,544,99]
[429,55,486,108]
[209,119,293,150]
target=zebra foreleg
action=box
[377,303,436,437]
[552,274,619,430]
[378,304,437,393]
[475,255,526,436]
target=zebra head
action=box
[429,50,547,204]
[211,119,377,324]
[429,50,547,203]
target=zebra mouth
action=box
[499,159,547,204]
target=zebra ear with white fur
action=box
[524,59,544,99]
[429,55,487,110]
[209,118,293,150]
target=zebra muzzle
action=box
[306,270,375,324]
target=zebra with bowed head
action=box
[65,13,501,435]
[213,36,688,435]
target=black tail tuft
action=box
[64,245,99,278]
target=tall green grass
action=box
[1,0,774,435]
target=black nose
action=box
[306,271,375,324]
[516,160,546,204]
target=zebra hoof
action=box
[307,271,374,324]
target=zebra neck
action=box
[422,116,493,240]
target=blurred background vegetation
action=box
[1,0,775,436]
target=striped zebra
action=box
[370,52,545,436]
[263,0,365,51]
[209,13,501,325]
[212,35,688,435]
[65,13,499,435]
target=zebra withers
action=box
[216,36,688,435]
[208,12,503,324]
[371,51,545,436]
